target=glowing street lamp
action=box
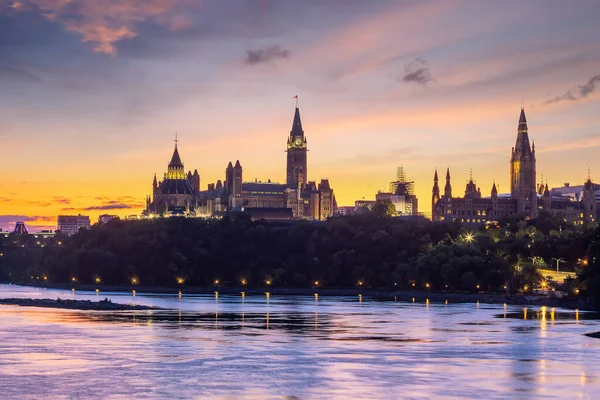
[213,279,220,285]
[464,233,474,243]
[176,277,184,285]
[357,280,364,287]
[71,277,77,283]
[552,257,565,272]
[95,277,101,284]
[131,277,139,285]
[314,280,320,287]
[425,283,431,289]
[265,279,272,286]
[240,278,247,286]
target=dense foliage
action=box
[1,210,599,300]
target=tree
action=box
[371,200,396,217]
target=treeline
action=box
[1,211,599,305]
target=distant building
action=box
[57,215,91,236]
[432,108,596,225]
[145,105,337,221]
[13,222,28,235]
[354,200,376,210]
[98,214,119,224]
[354,166,419,216]
[336,206,356,216]
[550,182,600,202]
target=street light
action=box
[552,257,565,272]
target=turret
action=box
[432,169,440,201]
[152,173,158,200]
[431,169,441,220]
[542,183,552,210]
[233,160,242,195]
[583,171,597,223]
[286,104,308,188]
[225,162,234,195]
[166,143,186,180]
[444,167,452,198]
[510,107,537,218]
[192,169,200,192]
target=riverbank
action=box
[3,281,596,311]
[0,297,157,311]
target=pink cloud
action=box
[17,0,196,55]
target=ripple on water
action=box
[1,284,600,399]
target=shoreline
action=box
[0,297,157,311]
[2,281,595,311]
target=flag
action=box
[293,95,298,99]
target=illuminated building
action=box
[432,108,596,225]
[348,166,419,216]
[12,222,28,235]
[57,214,91,236]
[145,104,336,220]
[98,214,119,224]
[145,142,201,215]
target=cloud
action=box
[13,0,195,55]
[0,215,54,224]
[0,65,43,82]
[53,196,71,204]
[83,203,141,210]
[245,45,291,66]
[545,74,600,104]
[400,58,435,85]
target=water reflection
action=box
[1,284,600,399]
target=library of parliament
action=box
[431,108,597,225]
[144,105,336,221]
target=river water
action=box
[1,284,600,399]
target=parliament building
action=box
[144,105,336,221]
[431,108,597,225]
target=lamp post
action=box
[552,257,565,272]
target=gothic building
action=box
[432,108,596,225]
[145,105,336,221]
[145,143,201,215]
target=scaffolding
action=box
[389,165,417,215]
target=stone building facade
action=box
[145,105,336,220]
[432,108,596,225]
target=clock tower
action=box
[286,105,308,188]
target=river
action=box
[1,284,599,399]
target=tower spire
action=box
[290,104,304,137]
[174,132,178,148]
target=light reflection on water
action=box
[1,284,600,399]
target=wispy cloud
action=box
[544,74,600,104]
[83,202,141,211]
[12,0,194,55]
[0,214,54,226]
[53,196,71,204]
[0,65,42,82]
[245,45,291,66]
[399,58,435,85]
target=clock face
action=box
[295,138,302,146]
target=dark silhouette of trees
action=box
[1,213,598,303]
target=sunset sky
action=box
[1,0,599,231]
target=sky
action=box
[1,0,599,231]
